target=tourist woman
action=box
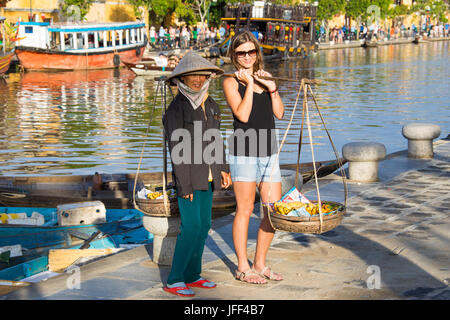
[163,51,232,297]
[222,31,284,284]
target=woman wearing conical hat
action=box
[162,51,232,297]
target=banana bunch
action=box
[274,201,340,216]
[147,189,174,199]
[306,202,339,215]
[274,201,308,215]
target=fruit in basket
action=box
[275,200,341,216]
[275,201,308,215]
[148,192,162,199]
[305,202,340,215]
[147,189,174,200]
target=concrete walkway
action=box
[1,138,449,300]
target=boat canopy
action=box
[222,2,318,51]
[16,21,146,52]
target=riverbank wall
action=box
[318,36,450,50]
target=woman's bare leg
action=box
[253,181,283,280]
[232,181,266,283]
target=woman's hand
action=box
[183,194,193,202]
[253,69,277,92]
[221,171,232,189]
[235,68,254,86]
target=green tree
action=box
[388,3,409,27]
[316,0,346,41]
[428,0,449,23]
[129,0,196,26]
[345,0,370,39]
[0,0,11,8]
[60,0,95,21]
[128,0,147,20]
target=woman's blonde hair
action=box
[228,30,264,72]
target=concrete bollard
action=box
[259,169,303,217]
[402,123,441,159]
[342,142,386,182]
[142,215,180,266]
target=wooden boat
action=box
[0,205,149,250]
[279,158,346,183]
[15,21,147,71]
[0,48,14,76]
[0,17,15,76]
[221,2,318,60]
[362,39,378,47]
[122,60,174,77]
[0,205,152,282]
[412,35,428,44]
[0,159,345,211]
[219,55,231,64]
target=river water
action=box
[0,41,448,176]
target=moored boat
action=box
[221,2,318,59]
[0,17,15,76]
[15,21,147,71]
[0,47,14,76]
[362,39,378,47]
[0,159,345,211]
[0,203,153,283]
[219,55,231,64]
[122,60,174,77]
[0,203,150,250]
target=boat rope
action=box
[265,80,302,231]
[306,85,348,208]
[265,79,348,234]
[132,78,163,215]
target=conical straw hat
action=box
[166,51,224,84]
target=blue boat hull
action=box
[0,206,153,282]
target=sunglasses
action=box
[235,49,258,58]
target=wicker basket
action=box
[135,196,180,217]
[267,200,345,234]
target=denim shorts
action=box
[228,154,282,183]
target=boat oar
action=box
[221,73,321,85]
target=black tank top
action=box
[230,81,277,157]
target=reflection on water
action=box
[0,41,449,176]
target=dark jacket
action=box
[163,92,230,197]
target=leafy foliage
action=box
[0,19,23,51]
[316,0,347,25]
[0,0,11,8]
[60,0,95,21]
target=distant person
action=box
[149,26,157,47]
[154,53,168,67]
[159,26,165,45]
[219,25,226,39]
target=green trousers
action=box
[167,183,213,285]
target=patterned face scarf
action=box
[174,75,213,110]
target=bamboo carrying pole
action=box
[221,72,321,85]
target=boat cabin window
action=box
[25,26,33,33]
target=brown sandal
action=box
[235,269,267,284]
[257,266,283,281]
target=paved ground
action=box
[1,138,449,301]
